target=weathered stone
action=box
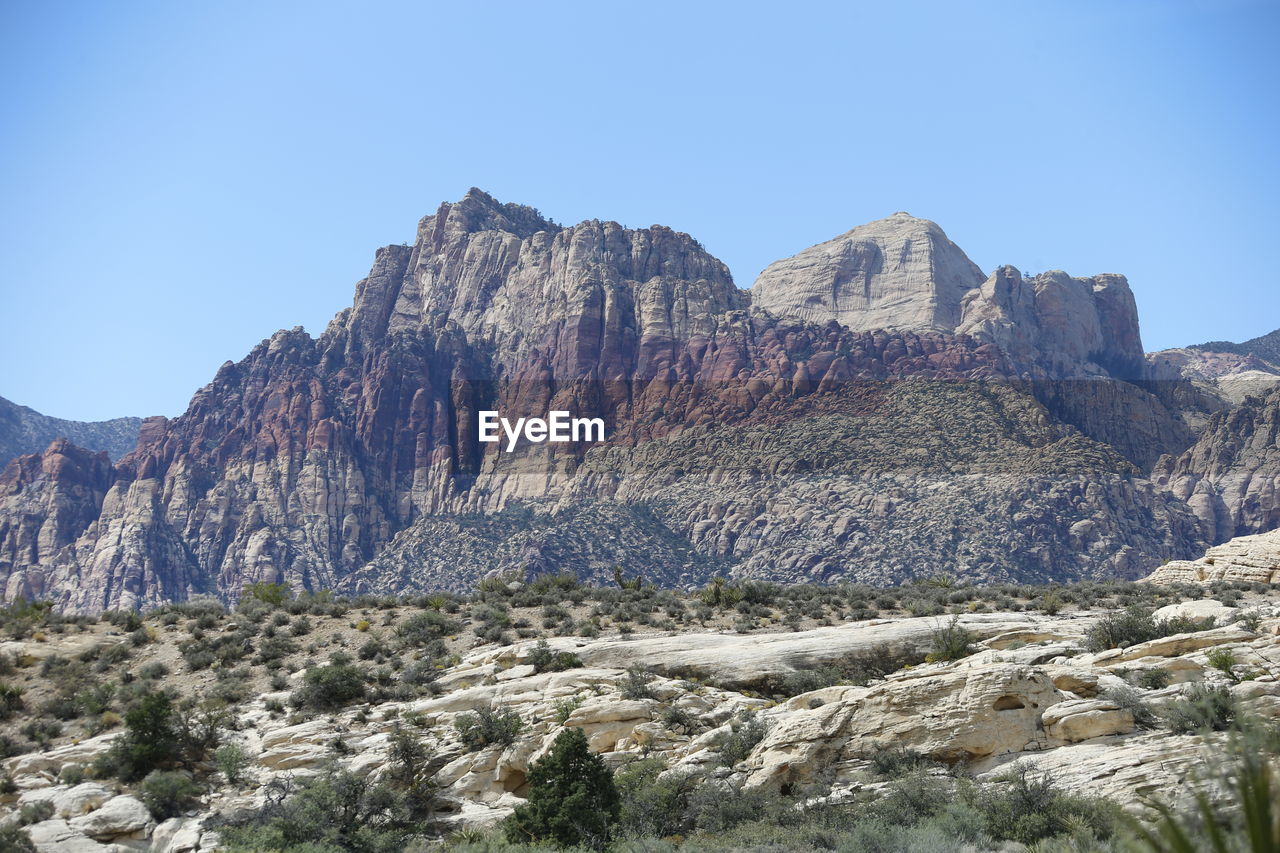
[67,794,153,841]
[1144,529,1280,585]
[1042,699,1134,743]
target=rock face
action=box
[1153,385,1280,542]
[750,212,985,333]
[1143,528,1280,585]
[1147,347,1280,406]
[0,190,1230,610]
[0,395,141,465]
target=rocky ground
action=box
[0,565,1277,851]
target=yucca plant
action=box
[1130,743,1279,852]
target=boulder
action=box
[150,817,204,853]
[18,782,113,819]
[1042,699,1134,743]
[68,794,153,841]
[24,818,115,852]
[1152,600,1238,624]
[1107,627,1257,662]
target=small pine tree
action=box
[505,727,619,850]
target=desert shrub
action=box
[399,659,441,687]
[0,682,24,719]
[870,746,937,778]
[1084,606,1214,652]
[17,799,53,826]
[138,662,169,680]
[242,581,290,608]
[526,639,582,673]
[60,764,85,785]
[505,727,619,850]
[395,611,459,648]
[218,765,427,852]
[454,707,523,751]
[553,696,584,724]
[0,734,27,758]
[20,720,61,750]
[1237,609,1263,633]
[0,599,53,640]
[926,615,975,662]
[253,634,298,666]
[713,711,767,767]
[215,743,250,785]
[1163,684,1238,734]
[660,704,699,734]
[1105,685,1159,729]
[0,824,35,853]
[140,769,201,819]
[384,726,440,820]
[620,666,656,700]
[292,655,366,711]
[971,767,1119,846]
[1137,668,1173,690]
[1206,647,1239,679]
[614,757,699,839]
[94,689,178,781]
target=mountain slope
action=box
[1153,383,1280,542]
[0,395,141,463]
[0,191,1216,610]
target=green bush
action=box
[620,666,656,700]
[1137,668,1173,690]
[0,682,24,719]
[926,615,975,662]
[17,799,53,826]
[526,639,582,673]
[1163,684,1238,734]
[505,727,619,850]
[242,582,290,608]
[712,711,767,767]
[1206,647,1239,679]
[615,757,697,839]
[972,766,1118,845]
[216,743,250,785]
[0,824,35,852]
[1085,606,1213,652]
[140,770,201,819]
[292,655,366,711]
[395,611,459,648]
[454,708,523,751]
[94,689,179,782]
[219,765,426,853]
[869,746,937,779]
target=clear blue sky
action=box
[2,1,1276,421]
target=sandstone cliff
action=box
[0,191,1233,610]
[1153,384,1280,542]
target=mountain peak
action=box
[750,212,985,332]
[430,188,561,240]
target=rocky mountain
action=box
[0,395,141,464]
[0,190,1252,611]
[1194,326,1280,365]
[1148,324,1280,408]
[1153,384,1280,542]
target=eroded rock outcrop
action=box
[1143,528,1280,585]
[0,192,1220,610]
[1153,384,1280,542]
